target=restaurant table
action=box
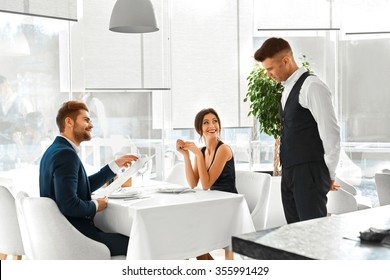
[232,205,390,260]
[94,182,255,260]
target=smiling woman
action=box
[176,108,237,194]
[174,108,238,260]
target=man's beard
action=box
[73,129,91,143]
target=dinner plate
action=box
[108,189,140,199]
[157,185,193,193]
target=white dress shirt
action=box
[281,67,340,180]
[59,135,120,209]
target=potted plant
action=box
[244,64,283,176]
[244,55,312,176]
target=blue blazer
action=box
[39,136,115,227]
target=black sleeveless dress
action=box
[201,141,237,193]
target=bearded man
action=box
[39,101,137,256]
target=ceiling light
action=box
[109,0,159,33]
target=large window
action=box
[0,10,172,196]
[0,13,69,195]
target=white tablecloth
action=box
[94,183,255,260]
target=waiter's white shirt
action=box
[281,67,340,180]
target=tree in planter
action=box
[244,64,283,176]
[244,55,312,176]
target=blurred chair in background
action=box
[164,162,189,187]
[335,177,372,210]
[326,187,358,215]
[374,172,390,206]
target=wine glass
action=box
[136,154,150,187]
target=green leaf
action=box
[244,63,283,138]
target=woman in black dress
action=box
[176,108,236,193]
[176,108,237,260]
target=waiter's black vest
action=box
[279,71,324,168]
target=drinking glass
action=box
[136,154,150,187]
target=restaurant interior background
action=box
[1,0,390,207]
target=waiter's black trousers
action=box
[281,160,330,224]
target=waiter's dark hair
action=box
[254,37,292,62]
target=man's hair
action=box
[56,101,89,132]
[194,108,221,138]
[254,37,292,62]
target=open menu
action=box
[95,154,155,197]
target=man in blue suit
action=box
[39,101,138,256]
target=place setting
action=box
[156,184,195,194]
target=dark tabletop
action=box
[232,205,390,260]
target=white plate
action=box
[108,189,140,199]
[157,186,193,193]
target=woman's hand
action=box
[177,139,202,157]
[182,141,201,156]
[176,139,190,156]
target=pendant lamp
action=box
[109,0,159,33]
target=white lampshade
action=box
[109,0,159,33]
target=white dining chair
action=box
[235,170,271,231]
[0,185,24,260]
[327,188,358,215]
[264,176,288,229]
[164,162,189,187]
[335,176,372,210]
[15,191,124,260]
[374,172,390,206]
